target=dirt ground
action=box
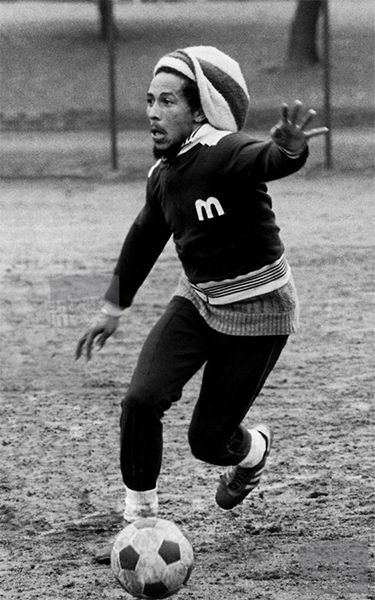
[0,126,374,599]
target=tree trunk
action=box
[98,0,111,41]
[287,0,324,66]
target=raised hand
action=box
[270,100,329,154]
[75,313,120,361]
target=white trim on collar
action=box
[178,124,232,156]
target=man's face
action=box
[146,72,200,158]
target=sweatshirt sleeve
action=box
[104,185,171,309]
[219,134,309,183]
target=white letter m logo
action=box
[195,197,225,221]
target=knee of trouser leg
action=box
[121,385,170,414]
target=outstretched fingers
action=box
[85,330,100,361]
[75,328,104,361]
[274,100,329,149]
[75,334,88,360]
[95,330,110,350]
[304,126,329,139]
[281,103,289,124]
[299,108,317,131]
[290,99,303,125]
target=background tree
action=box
[98,0,111,40]
[287,0,324,66]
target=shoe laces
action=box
[225,466,251,491]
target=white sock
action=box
[124,486,159,522]
[239,429,266,468]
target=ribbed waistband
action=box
[189,255,291,305]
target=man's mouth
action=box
[150,126,167,142]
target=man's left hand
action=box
[270,100,329,154]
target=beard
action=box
[152,140,183,161]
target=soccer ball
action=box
[111,517,194,599]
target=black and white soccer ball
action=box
[111,517,194,599]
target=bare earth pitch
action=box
[0,164,373,599]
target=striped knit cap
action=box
[153,46,250,132]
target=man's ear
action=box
[194,108,206,124]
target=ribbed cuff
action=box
[101,301,125,318]
[277,144,308,158]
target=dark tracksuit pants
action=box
[120,296,288,491]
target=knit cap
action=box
[153,46,250,132]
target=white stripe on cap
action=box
[185,49,237,132]
[153,56,195,81]
[152,46,250,132]
[186,46,249,99]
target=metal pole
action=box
[107,0,119,171]
[322,0,332,169]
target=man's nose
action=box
[147,102,161,120]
